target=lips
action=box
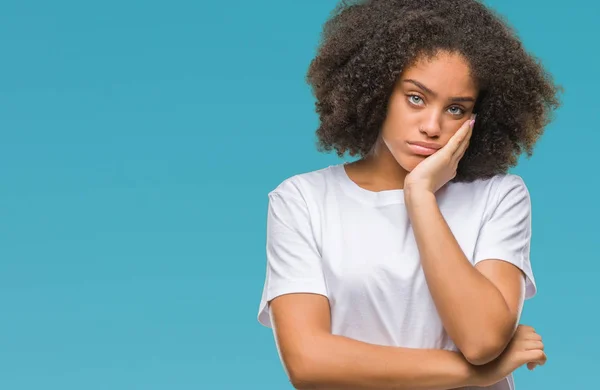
[407,141,441,156]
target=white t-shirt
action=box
[257,163,536,390]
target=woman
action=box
[257,0,561,389]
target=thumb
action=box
[521,349,547,367]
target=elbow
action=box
[461,337,508,366]
[290,370,322,389]
[286,350,322,389]
[289,371,317,390]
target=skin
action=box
[344,50,478,188]
[268,51,546,389]
[345,50,545,366]
[270,294,546,389]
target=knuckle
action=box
[534,350,545,360]
[528,333,542,341]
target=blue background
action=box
[0,0,596,388]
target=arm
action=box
[404,187,526,365]
[269,293,480,390]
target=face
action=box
[376,50,478,172]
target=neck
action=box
[346,136,409,191]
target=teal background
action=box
[0,0,596,388]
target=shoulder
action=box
[448,173,529,197]
[484,173,530,206]
[268,165,337,202]
[440,173,530,214]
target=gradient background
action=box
[0,0,597,389]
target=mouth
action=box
[406,142,441,156]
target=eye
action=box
[448,106,465,116]
[407,95,424,106]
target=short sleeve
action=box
[257,188,328,328]
[473,175,537,300]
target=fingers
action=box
[449,116,472,148]
[528,333,543,341]
[451,114,475,161]
[523,349,546,371]
[527,356,546,371]
[516,325,546,370]
[517,326,543,342]
[515,324,537,336]
[453,124,472,160]
[521,349,546,366]
[532,350,547,365]
[524,340,544,351]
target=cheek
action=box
[380,106,417,151]
[381,109,414,143]
[446,126,461,138]
[381,134,426,172]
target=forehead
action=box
[401,51,477,94]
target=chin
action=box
[382,139,425,172]
[394,153,425,172]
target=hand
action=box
[471,325,547,387]
[404,114,475,195]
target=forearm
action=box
[405,189,514,363]
[293,333,479,390]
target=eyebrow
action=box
[403,79,476,103]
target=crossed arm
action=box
[266,176,534,389]
[404,187,526,365]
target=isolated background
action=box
[0,0,596,388]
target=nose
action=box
[419,112,442,138]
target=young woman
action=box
[257,0,561,389]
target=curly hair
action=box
[306,0,562,181]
